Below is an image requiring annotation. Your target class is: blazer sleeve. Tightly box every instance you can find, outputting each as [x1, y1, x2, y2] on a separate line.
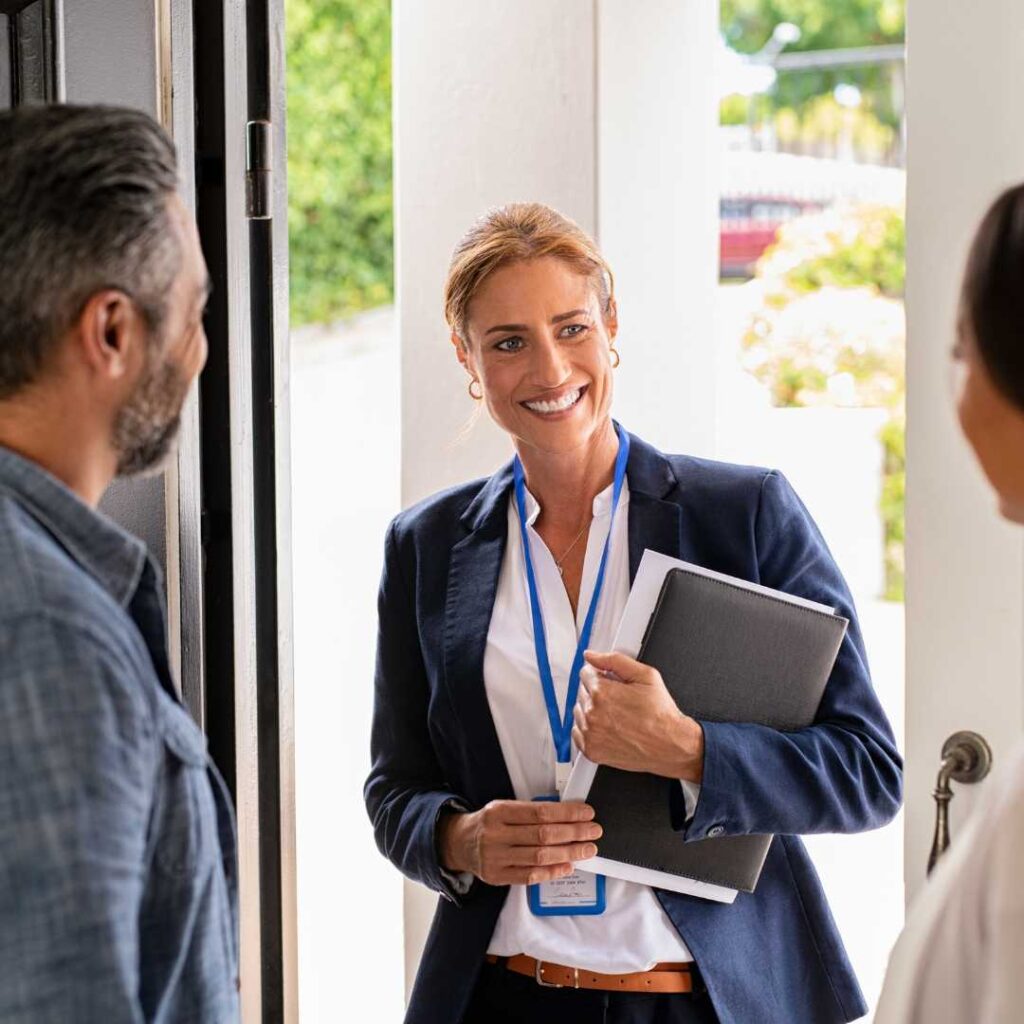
[363, 521, 474, 904]
[679, 469, 903, 841]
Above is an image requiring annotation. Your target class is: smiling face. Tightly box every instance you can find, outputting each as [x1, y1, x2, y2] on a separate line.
[455, 256, 618, 456]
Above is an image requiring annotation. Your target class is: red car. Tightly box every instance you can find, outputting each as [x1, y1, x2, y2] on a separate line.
[720, 195, 824, 278]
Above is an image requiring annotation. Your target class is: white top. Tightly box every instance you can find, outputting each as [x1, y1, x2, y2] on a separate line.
[483, 478, 694, 972]
[875, 738, 1024, 1024]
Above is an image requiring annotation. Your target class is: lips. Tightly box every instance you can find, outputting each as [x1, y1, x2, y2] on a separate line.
[522, 384, 588, 415]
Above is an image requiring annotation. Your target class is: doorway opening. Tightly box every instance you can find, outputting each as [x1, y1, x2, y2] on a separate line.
[716, 3, 906, 1012]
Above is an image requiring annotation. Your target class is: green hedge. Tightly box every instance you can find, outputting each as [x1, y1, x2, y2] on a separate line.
[287, 0, 393, 327]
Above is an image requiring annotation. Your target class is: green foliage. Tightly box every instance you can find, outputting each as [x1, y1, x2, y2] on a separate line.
[741, 203, 906, 600]
[770, 95, 899, 165]
[287, 0, 393, 326]
[879, 412, 905, 601]
[783, 203, 905, 296]
[720, 93, 751, 126]
[721, 0, 905, 127]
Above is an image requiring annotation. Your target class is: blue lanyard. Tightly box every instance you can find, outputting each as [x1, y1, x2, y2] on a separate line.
[512, 424, 630, 764]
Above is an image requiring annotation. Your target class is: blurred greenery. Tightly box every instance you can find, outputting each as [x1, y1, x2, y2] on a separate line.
[721, 0, 905, 128]
[785, 203, 904, 296]
[287, 0, 393, 326]
[879, 414, 905, 601]
[741, 204, 906, 600]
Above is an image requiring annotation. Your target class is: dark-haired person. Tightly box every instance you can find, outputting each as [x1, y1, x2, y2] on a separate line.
[0, 105, 238, 1021]
[875, 185, 1024, 1023]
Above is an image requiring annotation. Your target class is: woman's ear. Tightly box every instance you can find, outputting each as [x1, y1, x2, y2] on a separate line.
[451, 331, 475, 375]
[606, 297, 619, 341]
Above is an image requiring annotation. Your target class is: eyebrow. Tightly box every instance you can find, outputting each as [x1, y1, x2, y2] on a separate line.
[484, 309, 591, 335]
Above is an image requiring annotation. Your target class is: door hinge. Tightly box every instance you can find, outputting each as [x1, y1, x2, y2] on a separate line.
[245, 120, 272, 220]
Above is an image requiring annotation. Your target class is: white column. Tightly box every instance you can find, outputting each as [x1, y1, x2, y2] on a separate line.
[597, 0, 719, 458]
[395, 0, 598, 507]
[904, 0, 1024, 901]
[394, 0, 720, 991]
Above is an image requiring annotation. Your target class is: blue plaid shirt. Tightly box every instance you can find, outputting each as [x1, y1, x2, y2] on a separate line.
[0, 446, 239, 1023]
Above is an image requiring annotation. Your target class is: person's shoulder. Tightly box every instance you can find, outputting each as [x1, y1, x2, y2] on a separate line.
[659, 450, 775, 510]
[388, 474, 495, 546]
[0, 493, 157, 716]
[959, 738, 1024, 909]
[0, 490, 126, 628]
[0, 603, 158, 728]
[987, 739, 1024, 835]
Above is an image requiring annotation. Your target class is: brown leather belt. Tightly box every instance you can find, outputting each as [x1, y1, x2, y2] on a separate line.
[485, 954, 697, 993]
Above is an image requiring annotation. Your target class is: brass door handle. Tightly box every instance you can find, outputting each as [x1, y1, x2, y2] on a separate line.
[927, 730, 992, 875]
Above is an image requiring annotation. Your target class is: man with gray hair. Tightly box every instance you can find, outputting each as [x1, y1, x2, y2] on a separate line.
[0, 104, 238, 1021]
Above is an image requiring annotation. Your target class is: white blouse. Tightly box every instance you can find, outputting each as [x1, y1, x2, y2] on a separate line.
[875, 738, 1024, 1023]
[482, 478, 694, 972]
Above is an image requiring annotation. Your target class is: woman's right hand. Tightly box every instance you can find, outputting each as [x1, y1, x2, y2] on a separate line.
[438, 800, 602, 886]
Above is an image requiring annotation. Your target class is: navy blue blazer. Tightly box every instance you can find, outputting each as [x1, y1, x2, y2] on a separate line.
[365, 431, 902, 1024]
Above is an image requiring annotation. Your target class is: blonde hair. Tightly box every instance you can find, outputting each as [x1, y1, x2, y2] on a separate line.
[443, 202, 615, 343]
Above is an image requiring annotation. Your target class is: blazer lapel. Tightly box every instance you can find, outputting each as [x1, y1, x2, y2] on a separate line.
[443, 463, 516, 804]
[440, 432, 686, 803]
[625, 429, 685, 581]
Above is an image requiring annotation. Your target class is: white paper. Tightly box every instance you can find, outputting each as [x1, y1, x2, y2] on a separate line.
[562, 549, 837, 901]
[574, 855, 738, 904]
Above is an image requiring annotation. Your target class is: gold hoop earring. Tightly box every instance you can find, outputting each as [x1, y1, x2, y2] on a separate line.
[610, 346, 621, 368]
[468, 378, 483, 401]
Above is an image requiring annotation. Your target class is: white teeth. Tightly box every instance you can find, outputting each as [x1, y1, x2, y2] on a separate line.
[525, 387, 582, 414]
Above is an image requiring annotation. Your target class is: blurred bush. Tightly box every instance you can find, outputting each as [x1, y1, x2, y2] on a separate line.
[741, 203, 906, 600]
[287, 0, 392, 326]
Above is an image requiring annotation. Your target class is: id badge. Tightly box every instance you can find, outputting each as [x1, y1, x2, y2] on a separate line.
[528, 795, 606, 917]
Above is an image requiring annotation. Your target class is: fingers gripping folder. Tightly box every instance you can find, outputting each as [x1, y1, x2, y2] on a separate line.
[563, 550, 847, 903]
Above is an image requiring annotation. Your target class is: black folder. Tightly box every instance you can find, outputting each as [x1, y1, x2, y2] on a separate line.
[586, 566, 849, 893]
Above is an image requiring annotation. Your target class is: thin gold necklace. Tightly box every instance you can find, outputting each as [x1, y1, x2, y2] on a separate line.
[554, 521, 591, 576]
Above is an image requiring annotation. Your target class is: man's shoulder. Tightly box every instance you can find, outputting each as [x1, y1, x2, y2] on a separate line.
[0, 490, 125, 624]
[0, 605, 159, 739]
[0, 493, 150, 700]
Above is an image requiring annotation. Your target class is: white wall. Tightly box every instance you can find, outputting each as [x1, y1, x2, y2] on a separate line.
[393, 0, 719, 995]
[292, 314, 403, 1024]
[597, 0, 718, 459]
[395, 0, 597, 508]
[904, 0, 1024, 902]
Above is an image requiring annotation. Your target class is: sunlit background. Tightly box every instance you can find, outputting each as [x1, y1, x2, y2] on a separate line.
[286, 3, 906, 1020]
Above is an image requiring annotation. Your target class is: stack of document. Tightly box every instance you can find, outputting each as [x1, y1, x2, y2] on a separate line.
[564, 550, 848, 903]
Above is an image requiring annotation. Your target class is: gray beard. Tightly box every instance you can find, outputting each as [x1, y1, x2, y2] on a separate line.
[112, 358, 187, 478]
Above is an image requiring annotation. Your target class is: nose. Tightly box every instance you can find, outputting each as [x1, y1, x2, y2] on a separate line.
[531, 334, 572, 390]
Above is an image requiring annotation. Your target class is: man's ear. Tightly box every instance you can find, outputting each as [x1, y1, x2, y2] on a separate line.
[75, 289, 144, 382]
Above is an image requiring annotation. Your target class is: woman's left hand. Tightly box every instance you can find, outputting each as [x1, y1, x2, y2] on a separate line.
[572, 650, 704, 783]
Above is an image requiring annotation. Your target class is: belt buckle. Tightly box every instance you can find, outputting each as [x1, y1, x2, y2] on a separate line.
[534, 961, 579, 989]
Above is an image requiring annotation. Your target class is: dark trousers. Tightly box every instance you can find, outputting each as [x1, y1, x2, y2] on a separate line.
[463, 963, 721, 1024]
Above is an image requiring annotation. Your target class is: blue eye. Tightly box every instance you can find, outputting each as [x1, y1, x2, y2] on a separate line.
[496, 336, 525, 352]
[561, 323, 588, 339]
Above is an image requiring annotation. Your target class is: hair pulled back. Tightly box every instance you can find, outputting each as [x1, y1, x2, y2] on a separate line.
[444, 202, 613, 343]
[961, 184, 1024, 410]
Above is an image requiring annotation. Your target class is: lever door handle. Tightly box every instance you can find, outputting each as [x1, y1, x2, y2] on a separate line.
[927, 730, 992, 875]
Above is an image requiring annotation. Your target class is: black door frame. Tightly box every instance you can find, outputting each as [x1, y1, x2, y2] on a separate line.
[193, 1, 295, 1021]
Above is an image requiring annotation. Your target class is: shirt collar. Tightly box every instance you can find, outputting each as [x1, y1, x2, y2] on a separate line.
[520, 477, 631, 527]
[0, 445, 147, 608]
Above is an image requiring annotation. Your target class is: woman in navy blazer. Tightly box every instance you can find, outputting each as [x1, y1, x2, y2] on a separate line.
[365, 203, 902, 1024]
